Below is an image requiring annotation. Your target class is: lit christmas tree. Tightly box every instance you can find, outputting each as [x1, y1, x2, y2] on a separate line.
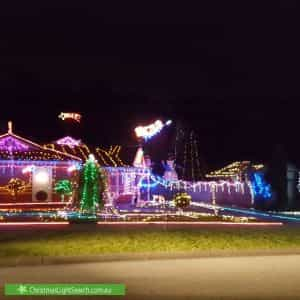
[175, 128, 206, 181]
[80, 154, 101, 213]
[54, 179, 73, 202]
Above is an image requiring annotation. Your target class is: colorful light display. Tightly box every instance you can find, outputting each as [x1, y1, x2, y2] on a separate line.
[22, 165, 35, 174]
[251, 172, 272, 199]
[205, 161, 264, 179]
[0, 136, 29, 152]
[182, 130, 204, 181]
[56, 136, 81, 148]
[133, 147, 145, 168]
[0, 120, 271, 221]
[0, 130, 81, 162]
[58, 112, 82, 123]
[173, 192, 191, 209]
[54, 179, 73, 202]
[80, 154, 101, 213]
[134, 119, 172, 141]
[67, 164, 81, 173]
[138, 175, 158, 189]
[45, 137, 126, 167]
[7, 178, 27, 197]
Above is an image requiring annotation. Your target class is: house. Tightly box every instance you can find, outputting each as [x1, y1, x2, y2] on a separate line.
[0, 122, 81, 210]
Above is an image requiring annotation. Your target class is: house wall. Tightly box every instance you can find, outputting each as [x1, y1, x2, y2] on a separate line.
[104, 167, 253, 208]
[0, 163, 77, 203]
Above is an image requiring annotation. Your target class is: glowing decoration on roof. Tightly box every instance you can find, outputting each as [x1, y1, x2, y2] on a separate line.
[56, 136, 81, 148]
[252, 164, 264, 171]
[133, 147, 145, 168]
[206, 161, 251, 179]
[46, 138, 126, 167]
[0, 122, 81, 162]
[206, 161, 265, 179]
[58, 112, 82, 123]
[88, 153, 96, 162]
[0, 136, 29, 152]
[134, 119, 172, 141]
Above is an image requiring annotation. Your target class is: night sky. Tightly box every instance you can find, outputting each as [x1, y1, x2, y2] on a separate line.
[1, 2, 300, 169]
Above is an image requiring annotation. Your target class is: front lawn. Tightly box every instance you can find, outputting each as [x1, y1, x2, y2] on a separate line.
[1, 226, 300, 257]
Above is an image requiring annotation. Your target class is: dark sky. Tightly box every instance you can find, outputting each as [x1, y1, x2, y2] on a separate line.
[0, 1, 300, 168]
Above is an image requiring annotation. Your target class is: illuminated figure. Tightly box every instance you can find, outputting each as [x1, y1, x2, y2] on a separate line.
[134, 119, 172, 141]
[162, 154, 178, 181]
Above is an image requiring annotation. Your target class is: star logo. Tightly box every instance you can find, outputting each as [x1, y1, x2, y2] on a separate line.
[17, 285, 28, 295]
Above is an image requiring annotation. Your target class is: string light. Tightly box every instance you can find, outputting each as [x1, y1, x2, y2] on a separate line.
[134, 119, 172, 141]
[0, 136, 29, 152]
[250, 172, 272, 199]
[56, 136, 81, 148]
[58, 112, 82, 123]
[22, 165, 35, 174]
[80, 154, 102, 213]
[45, 137, 126, 167]
[6, 178, 27, 197]
[173, 192, 191, 209]
[182, 130, 204, 181]
[54, 179, 73, 202]
[206, 161, 264, 179]
[0, 130, 80, 162]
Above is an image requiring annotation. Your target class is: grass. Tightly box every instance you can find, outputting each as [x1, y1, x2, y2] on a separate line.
[1, 226, 300, 257]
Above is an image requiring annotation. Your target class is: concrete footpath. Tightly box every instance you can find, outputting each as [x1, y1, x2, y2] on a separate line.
[1, 248, 300, 267]
[2, 255, 300, 299]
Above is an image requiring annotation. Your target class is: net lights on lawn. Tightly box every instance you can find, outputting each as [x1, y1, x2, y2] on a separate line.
[135, 120, 172, 141]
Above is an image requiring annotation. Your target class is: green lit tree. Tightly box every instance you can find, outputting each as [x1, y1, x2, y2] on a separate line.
[54, 179, 73, 202]
[79, 154, 101, 213]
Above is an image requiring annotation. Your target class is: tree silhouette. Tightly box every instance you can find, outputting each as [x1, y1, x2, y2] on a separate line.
[266, 144, 288, 210]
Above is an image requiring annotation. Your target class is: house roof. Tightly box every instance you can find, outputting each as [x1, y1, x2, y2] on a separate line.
[205, 161, 264, 179]
[0, 122, 81, 162]
[44, 136, 127, 166]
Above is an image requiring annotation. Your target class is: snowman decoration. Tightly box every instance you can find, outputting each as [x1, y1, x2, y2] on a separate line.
[162, 154, 178, 181]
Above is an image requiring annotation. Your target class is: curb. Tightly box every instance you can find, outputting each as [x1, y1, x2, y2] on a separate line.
[1, 249, 300, 267]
